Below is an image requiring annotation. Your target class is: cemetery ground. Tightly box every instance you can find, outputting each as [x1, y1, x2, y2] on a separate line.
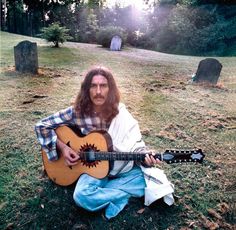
[0, 31, 236, 229]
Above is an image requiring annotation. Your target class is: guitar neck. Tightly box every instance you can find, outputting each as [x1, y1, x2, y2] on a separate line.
[93, 151, 150, 161]
[81, 149, 204, 164]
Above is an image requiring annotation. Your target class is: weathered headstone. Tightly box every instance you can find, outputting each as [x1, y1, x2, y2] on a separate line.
[14, 40, 38, 74]
[193, 58, 222, 84]
[110, 35, 122, 51]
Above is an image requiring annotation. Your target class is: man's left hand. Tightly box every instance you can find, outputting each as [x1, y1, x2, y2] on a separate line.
[144, 153, 161, 167]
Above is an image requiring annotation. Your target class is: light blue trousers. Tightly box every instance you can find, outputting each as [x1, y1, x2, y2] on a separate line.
[73, 166, 146, 219]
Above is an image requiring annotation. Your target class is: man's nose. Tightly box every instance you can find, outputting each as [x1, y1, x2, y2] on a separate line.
[96, 85, 101, 94]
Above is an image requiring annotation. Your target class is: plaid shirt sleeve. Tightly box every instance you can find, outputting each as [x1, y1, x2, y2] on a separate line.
[34, 106, 75, 161]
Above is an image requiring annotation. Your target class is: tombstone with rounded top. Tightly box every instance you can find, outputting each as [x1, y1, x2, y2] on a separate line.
[14, 40, 38, 74]
[193, 58, 222, 85]
[110, 35, 122, 51]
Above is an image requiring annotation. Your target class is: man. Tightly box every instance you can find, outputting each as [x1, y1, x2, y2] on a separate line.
[35, 66, 174, 219]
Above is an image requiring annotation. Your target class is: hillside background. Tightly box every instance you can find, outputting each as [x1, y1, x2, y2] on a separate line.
[1, 0, 236, 56]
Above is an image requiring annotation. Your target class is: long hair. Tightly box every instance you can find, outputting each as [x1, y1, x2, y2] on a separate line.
[74, 66, 120, 123]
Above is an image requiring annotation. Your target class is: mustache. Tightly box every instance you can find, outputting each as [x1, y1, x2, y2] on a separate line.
[94, 95, 105, 99]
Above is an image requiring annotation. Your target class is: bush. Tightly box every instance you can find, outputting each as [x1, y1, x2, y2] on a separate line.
[41, 23, 72, 48]
[135, 33, 157, 50]
[96, 26, 127, 48]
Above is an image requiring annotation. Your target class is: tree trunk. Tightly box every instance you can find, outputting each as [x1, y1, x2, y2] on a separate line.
[55, 41, 59, 48]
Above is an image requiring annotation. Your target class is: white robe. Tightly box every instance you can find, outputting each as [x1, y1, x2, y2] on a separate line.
[108, 103, 174, 206]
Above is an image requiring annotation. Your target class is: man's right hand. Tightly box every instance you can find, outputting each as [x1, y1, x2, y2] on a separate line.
[62, 145, 80, 166]
[57, 138, 80, 166]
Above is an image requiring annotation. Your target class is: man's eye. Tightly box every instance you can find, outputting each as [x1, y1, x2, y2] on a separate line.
[90, 84, 97, 88]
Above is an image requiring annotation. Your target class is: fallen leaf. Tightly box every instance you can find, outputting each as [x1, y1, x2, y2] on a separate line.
[188, 221, 195, 227]
[208, 208, 222, 220]
[200, 214, 219, 230]
[137, 208, 145, 214]
[217, 202, 230, 214]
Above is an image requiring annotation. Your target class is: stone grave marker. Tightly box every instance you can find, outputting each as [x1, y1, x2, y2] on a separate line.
[110, 35, 122, 51]
[193, 58, 222, 84]
[14, 40, 38, 74]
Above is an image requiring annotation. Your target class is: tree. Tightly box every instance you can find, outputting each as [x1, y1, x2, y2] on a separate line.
[1, 0, 7, 30]
[6, 0, 25, 34]
[41, 23, 72, 47]
[76, 8, 99, 43]
[23, 0, 50, 36]
[143, 2, 236, 56]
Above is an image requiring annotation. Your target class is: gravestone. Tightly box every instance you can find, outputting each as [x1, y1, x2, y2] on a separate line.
[14, 40, 38, 74]
[110, 35, 122, 51]
[193, 58, 222, 84]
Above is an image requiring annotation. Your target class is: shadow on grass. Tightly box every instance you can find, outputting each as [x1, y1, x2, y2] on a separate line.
[13, 179, 183, 230]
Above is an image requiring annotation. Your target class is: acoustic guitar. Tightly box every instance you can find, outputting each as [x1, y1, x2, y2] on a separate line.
[42, 126, 205, 186]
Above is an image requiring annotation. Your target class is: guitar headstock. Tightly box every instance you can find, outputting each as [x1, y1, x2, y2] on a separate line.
[162, 149, 205, 164]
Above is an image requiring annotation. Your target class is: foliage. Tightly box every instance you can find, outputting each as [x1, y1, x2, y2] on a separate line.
[76, 8, 99, 43]
[157, 5, 219, 55]
[96, 5, 147, 46]
[143, 4, 236, 56]
[96, 25, 127, 48]
[87, 0, 105, 8]
[4, 0, 25, 34]
[41, 23, 72, 47]
[1, 0, 236, 55]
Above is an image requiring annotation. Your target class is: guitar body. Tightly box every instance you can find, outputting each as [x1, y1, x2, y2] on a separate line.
[42, 126, 112, 186]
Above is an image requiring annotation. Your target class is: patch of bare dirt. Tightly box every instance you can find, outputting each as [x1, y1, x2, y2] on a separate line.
[201, 116, 234, 131]
[155, 123, 192, 142]
[0, 67, 77, 111]
[1, 66, 76, 78]
[143, 76, 188, 92]
[37, 67, 77, 78]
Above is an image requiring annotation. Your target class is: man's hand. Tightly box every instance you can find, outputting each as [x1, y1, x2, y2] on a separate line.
[57, 138, 80, 166]
[61, 145, 80, 166]
[144, 153, 161, 167]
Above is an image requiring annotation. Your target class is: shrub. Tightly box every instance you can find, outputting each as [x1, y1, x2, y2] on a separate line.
[96, 26, 127, 48]
[41, 23, 72, 48]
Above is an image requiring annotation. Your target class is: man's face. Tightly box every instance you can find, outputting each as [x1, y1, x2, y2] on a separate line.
[89, 75, 109, 111]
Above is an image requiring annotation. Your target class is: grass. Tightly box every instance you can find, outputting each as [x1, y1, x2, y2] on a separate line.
[0, 31, 236, 229]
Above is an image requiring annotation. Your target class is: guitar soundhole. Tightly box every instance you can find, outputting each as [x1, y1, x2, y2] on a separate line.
[80, 143, 100, 168]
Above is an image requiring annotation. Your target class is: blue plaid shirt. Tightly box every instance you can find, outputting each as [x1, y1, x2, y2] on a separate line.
[35, 106, 110, 161]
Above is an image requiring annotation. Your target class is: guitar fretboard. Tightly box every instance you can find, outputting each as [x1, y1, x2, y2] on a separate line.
[92, 152, 149, 161]
[80, 149, 204, 164]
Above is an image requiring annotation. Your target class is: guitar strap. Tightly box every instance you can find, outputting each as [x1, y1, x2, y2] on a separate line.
[142, 171, 162, 184]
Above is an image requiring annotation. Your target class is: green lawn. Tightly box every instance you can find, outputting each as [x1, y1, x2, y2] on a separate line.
[0, 31, 235, 229]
